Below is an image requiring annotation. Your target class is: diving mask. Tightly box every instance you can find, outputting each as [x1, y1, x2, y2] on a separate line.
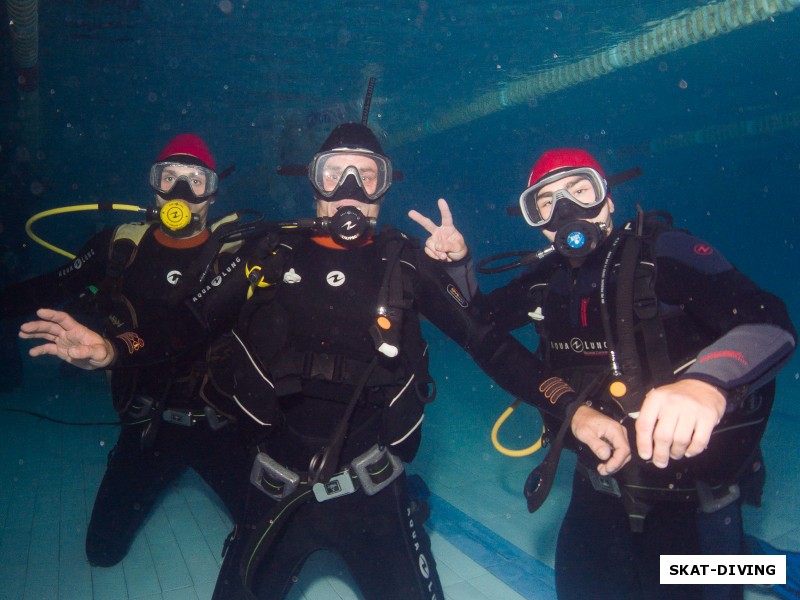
[309, 149, 392, 204]
[519, 167, 607, 231]
[149, 161, 218, 202]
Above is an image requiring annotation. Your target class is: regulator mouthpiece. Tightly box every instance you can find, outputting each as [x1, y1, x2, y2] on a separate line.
[159, 200, 198, 231]
[553, 220, 606, 258]
[321, 206, 376, 245]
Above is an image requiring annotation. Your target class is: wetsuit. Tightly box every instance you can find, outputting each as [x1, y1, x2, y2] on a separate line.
[474, 220, 796, 600]
[0, 221, 252, 567]
[107, 225, 570, 600]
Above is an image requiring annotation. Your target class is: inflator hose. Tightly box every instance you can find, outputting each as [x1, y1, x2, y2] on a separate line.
[25, 203, 144, 259]
[491, 400, 545, 457]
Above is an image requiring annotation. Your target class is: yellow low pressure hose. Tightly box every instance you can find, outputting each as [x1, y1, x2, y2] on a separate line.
[491, 399, 546, 457]
[25, 203, 145, 259]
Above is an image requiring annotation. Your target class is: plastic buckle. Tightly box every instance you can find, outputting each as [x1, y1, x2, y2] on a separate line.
[350, 444, 404, 496]
[584, 466, 621, 497]
[203, 406, 229, 430]
[250, 453, 300, 501]
[127, 394, 154, 420]
[312, 471, 356, 502]
[696, 481, 741, 514]
[162, 409, 194, 427]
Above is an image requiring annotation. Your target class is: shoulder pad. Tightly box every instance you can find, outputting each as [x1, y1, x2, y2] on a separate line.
[111, 222, 152, 246]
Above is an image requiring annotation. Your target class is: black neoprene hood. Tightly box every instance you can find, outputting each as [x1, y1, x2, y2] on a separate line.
[319, 123, 385, 155]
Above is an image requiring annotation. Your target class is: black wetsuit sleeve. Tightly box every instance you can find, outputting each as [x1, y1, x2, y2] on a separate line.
[441, 251, 479, 303]
[0, 229, 113, 321]
[413, 250, 577, 421]
[472, 266, 549, 333]
[654, 231, 796, 400]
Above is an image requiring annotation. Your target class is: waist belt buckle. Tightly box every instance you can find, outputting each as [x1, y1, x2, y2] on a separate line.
[203, 406, 229, 430]
[162, 408, 194, 427]
[584, 465, 621, 498]
[127, 394, 154, 420]
[312, 470, 357, 502]
[250, 453, 300, 501]
[696, 481, 741, 514]
[351, 444, 404, 497]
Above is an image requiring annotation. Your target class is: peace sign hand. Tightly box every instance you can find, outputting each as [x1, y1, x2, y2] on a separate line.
[408, 198, 468, 262]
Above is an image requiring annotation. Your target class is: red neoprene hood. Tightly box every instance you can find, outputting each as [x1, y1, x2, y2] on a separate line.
[156, 133, 216, 171]
[527, 148, 606, 187]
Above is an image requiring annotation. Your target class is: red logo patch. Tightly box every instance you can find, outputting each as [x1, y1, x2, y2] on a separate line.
[693, 243, 714, 256]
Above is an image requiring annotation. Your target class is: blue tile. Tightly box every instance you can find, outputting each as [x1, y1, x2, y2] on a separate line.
[33, 490, 62, 527]
[91, 563, 128, 600]
[123, 535, 162, 598]
[59, 518, 88, 562]
[143, 506, 175, 545]
[25, 561, 59, 600]
[177, 535, 219, 586]
[164, 503, 204, 545]
[6, 491, 35, 530]
[162, 485, 189, 510]
[0, 527, 32, 566]
[0, 563, 26, 600]
[149, 539, 193, 591]
[29, 519, 60, 566]
[443, 580, 493, 600]
[60, 460, 87, 493]
[192, 578, 218, 600]
[0, 497, 8, 529]
[60, 487, 88, 524]
[83, 458, 108, 492]
[58, 557, 93, 600]
[186, 496, 230, 538]
[161, 587, 199, 600]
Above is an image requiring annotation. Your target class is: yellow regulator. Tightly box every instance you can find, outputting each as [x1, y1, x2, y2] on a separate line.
[160, 200, 193, 231]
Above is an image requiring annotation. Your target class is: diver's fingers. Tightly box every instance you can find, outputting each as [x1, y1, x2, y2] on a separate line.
[407, 209, 437, 234]
[668, 411, 696, 460]
[19, 320, 66, 339]
[37, 308, 83, 330]
[28, 342, 59, 358]
[437, 198, 454, 227]
[684, 416, 714, 460]
[422, 243, 450, 262]
[598, 442, 632, 476]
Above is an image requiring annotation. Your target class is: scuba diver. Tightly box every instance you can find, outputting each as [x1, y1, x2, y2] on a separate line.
[17, 120, 633, 598]
[410, 148, 796, 600]
[1, 133, 253, 567]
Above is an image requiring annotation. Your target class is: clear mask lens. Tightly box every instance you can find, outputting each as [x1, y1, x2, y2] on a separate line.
[519, 167, 607, 228]
[149, 162, 218, 199]
[309, 150, 392, 203]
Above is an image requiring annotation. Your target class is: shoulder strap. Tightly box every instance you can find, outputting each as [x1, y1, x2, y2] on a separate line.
[610, 208, 674, 413]
[108, 222, 152, 275]
[210, 212, 246, 256]
[631, 211, 674, 387]
[102, 222, 154, 297]
[369, 228, 413, 358]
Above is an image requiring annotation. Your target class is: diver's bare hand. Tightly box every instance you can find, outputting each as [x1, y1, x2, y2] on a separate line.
[408, 198, 468, 262]
[636, 379, 726, 468]
[19, 308, 115, 370]
[570, 404, 631, 475]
